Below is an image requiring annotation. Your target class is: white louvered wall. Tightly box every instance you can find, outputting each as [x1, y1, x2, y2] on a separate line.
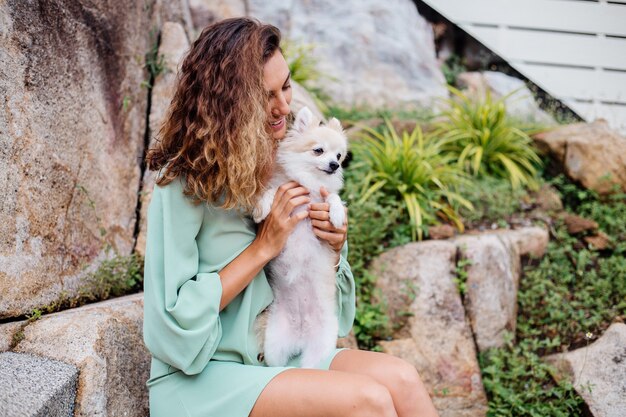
[421, 0, 626, 132]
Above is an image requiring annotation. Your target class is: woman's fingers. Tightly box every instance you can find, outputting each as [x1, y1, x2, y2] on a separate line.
[312, 228, 344, 251]
[311, 219, 347, 234]
[273, 182, 310, 214]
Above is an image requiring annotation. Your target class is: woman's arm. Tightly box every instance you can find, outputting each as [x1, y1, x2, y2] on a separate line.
[218, 181, 310, 310]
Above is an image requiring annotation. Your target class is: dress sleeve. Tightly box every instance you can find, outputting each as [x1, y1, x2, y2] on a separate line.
[335, 242, 356, 337]
[143, 178, 223, 375]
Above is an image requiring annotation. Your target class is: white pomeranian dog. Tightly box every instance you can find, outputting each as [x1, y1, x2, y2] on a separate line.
[252, 106, 348, 368]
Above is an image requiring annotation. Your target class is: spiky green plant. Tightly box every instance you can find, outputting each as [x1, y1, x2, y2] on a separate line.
[436, 86, 542, 189]
[352, 120, 473, 240]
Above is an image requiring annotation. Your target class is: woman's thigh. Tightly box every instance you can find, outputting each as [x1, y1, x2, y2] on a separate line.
[249, 367, 397, 417]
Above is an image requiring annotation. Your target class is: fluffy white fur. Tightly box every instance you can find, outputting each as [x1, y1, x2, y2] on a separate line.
[253, 106, 348, 368]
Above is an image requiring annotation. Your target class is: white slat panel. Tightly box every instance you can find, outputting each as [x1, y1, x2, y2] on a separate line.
[430, 0, 626, 37]
[514, 64, 626, 102]
[565, 100, 626, 132]
[465, 25, 626, 69]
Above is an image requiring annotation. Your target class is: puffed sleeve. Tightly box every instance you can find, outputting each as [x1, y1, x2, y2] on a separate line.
[142, 178, 223, 375]
[335, 242, 356, 337]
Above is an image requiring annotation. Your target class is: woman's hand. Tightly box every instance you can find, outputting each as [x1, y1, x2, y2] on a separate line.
[309, 187, 348, 254]
[253, 181, 310, 261]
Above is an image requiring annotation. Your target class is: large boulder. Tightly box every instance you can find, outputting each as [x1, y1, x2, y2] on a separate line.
[0, 294, 149, 417]
[372, 241, 488, 417]
[453, 227, 548, 352]
[544, 323, 626, 417]
[248, 0, 447, 108]
[453, 234, 521, 352]
[533, 120, 626, 195]
[0, 0, 176, 319]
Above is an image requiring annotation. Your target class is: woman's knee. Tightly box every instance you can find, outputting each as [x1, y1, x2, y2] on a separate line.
[353, 377, 397, 417]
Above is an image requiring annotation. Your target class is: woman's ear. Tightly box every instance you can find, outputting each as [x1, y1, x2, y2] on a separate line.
[293, 106, 314, 133]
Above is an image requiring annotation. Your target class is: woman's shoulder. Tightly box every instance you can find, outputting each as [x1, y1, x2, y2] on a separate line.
[150, 175, 207, 214]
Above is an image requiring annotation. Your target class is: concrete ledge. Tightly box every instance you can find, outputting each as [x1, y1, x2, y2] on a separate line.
[0, 352, 78, 417]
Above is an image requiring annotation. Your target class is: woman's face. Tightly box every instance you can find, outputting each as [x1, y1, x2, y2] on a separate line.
[263, 50, 292, 141]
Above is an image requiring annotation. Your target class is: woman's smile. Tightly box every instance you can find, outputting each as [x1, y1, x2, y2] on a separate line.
[269, 116, 286, 131]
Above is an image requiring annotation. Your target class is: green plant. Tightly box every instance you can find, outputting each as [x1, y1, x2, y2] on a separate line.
[352, 119, 473, 240]
[454, 256, 472, 296]
[436, 86, 542, 189]
[79, 253, 144, 302]
[143, 28, 165, 89]
[441, 54, 467, 86]
[479, 335, 584, 416]
[281, 38, 332, 113]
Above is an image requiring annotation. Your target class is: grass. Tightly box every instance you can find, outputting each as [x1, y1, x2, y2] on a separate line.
[326, 105, 435, 125]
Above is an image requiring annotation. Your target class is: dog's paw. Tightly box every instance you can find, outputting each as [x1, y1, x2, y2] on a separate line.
[327, 194, 345, 228]
[253, 190, 275, 223]
[252, 206, 265, 223]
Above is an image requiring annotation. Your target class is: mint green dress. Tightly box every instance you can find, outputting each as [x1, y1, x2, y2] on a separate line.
[142, 177, 356, 417]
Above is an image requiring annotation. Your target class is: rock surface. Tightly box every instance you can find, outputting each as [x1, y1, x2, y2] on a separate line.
[0, 0, 168, 319]
[136, 21, 190, 257]
[563, 213, 599, 235]
[533, 120, 626, 195]
[0, 294, 149, 417]
[484, 226, 550, 259]
[189, 0, 245, 34]
[453, 233, 521, 352]
[0, 352, 78, 417]
[544, 323, 626, 417]
[248, 0, 447, 107]
[372, 241, 488, 417]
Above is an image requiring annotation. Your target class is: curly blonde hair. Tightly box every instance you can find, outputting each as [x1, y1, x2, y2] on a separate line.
[146, 18, 281, 211]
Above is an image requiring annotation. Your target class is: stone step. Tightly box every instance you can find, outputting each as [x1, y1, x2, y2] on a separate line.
[0, 293, 148, 417]
[0, 352, 78, 417]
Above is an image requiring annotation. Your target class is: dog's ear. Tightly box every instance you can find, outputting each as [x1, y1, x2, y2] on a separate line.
[293, 106, 314, 133]
[327, 117, 343, 133]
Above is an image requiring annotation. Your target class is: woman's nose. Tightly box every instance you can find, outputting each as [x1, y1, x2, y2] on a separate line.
[273, 92, 290, 116]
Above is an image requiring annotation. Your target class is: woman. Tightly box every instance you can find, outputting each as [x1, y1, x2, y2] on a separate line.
[143, 17, 439, 417]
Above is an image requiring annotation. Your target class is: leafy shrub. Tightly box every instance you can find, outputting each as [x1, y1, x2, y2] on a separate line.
[479, 335, 584, 416]
[436, 86, 542, 189]
[352, 119, 472, 240]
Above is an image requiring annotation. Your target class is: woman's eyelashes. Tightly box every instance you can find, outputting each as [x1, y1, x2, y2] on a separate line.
[282, 83, 291, 91]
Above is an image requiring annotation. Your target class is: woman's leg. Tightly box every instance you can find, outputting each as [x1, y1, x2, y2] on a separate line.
[330, 349, 439, 417]
[249, 368, 398, 417]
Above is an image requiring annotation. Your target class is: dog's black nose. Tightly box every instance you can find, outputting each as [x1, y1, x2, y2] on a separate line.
[329, 161, 340, 171]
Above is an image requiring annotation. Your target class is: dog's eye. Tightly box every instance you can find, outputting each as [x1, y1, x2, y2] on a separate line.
[313, 148, 324, 155]
[337, 153, 341, 159]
